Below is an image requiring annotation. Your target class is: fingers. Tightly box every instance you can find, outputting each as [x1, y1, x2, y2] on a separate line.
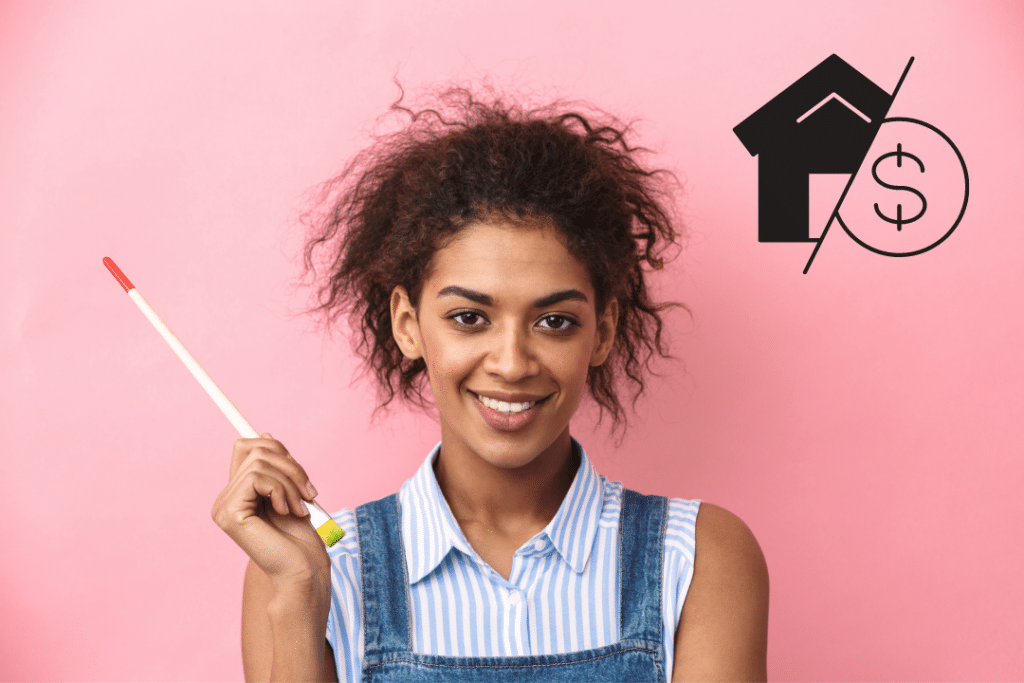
[213, 434, 333, 585]
[243, 462, 311, 518]
[214, 433, 320, 539]
[229, 433, 317, 504]
[213, 466, 306, 534]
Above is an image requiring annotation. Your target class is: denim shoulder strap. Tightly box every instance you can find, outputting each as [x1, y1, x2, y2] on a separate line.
[355, 493, 412, 657]
[619, 488, 668, 645]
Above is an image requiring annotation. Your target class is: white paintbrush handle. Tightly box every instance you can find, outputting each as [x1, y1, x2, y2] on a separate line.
[128, 289, 260, 438]
[104, 257, 342, 543]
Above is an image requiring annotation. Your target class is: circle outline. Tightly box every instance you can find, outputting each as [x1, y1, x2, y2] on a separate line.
[837, 117, 969, 257]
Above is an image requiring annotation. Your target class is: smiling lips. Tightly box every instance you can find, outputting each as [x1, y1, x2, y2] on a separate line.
[476, 394, 538, 415]
[471, 391, 548, 431]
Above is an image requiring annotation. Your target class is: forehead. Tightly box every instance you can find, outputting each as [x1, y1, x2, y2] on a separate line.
[425, 219, 593, 295]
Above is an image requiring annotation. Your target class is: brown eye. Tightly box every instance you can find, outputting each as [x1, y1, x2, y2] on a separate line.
[451, 311, 486, 327]
[538, 314, 577, 331]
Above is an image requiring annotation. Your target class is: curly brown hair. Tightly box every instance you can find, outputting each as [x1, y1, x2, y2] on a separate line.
[300, 83, 684, 432]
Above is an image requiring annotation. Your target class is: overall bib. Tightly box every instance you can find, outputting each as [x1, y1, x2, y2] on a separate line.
[355, 488, 670, 682]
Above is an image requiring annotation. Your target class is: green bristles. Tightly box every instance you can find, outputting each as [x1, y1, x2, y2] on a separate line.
[316, 519, 346, 547]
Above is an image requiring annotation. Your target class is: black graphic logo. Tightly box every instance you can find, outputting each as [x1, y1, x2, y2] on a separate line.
[734, 55, 968, 273]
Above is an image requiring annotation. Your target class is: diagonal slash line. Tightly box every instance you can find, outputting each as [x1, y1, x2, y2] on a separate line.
[803, 56, 914, 274]
[803, 173, 858, 273]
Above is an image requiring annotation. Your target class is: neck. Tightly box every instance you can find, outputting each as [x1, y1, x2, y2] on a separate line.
[433, 430, 580, 534]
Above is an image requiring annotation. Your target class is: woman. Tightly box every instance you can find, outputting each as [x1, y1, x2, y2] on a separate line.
[212, 85, 769, 682]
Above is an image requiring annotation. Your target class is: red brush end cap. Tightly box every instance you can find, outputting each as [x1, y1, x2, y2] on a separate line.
[103, 257, 135, 292]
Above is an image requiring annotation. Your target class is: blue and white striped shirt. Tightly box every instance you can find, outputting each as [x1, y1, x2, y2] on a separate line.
[325, 441, 701, 682]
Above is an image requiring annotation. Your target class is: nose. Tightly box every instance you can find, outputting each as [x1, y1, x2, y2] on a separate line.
[483, 322, 540, 382]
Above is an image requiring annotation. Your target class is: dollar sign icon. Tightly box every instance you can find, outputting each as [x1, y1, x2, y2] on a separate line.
[871, 142, 927, 231]
[835, 117, 968, 259]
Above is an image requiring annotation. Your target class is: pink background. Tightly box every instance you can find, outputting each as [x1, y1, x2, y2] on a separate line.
[2, 1, 1022, 680]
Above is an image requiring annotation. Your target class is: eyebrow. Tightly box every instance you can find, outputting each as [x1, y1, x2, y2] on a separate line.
[436, 285, 589, 308]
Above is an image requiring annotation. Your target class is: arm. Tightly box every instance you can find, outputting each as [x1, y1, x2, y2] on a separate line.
[211, 434, 339, 682]
[671, 503, 770, 682]
[242, 559, 338, 682]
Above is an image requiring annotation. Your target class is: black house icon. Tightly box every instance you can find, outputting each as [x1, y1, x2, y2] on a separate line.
[734, 55, 895, 243]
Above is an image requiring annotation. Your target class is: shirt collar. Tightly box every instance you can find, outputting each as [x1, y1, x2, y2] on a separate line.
[400, 438, 605, 585]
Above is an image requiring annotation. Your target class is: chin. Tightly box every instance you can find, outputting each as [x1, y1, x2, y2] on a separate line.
[468, 437, 543, 468]
[468, 425, 570, 470]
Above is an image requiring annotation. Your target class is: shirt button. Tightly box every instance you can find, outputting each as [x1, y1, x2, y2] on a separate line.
[533, 539, 545, 552]
[508, 590, 521, 605]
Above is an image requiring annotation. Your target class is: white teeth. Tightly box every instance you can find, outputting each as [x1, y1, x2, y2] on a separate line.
[476, 394, 538, 415]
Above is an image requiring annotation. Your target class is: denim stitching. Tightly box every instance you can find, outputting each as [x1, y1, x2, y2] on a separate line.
[366, 646, 659, 672]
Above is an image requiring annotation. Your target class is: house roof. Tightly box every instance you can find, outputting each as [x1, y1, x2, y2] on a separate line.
[734, 54, 893, 156]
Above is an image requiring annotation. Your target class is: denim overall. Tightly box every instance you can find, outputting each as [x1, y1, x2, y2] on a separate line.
[355, 488, 669, 682]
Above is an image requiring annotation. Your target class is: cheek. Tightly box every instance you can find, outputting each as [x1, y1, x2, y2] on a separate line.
[548, 343, 594, 386]
[422, 330, 474, 386]
[550, 350, 587, 376]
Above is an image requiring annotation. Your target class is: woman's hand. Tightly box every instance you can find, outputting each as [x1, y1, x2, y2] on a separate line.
[213, 434, 336, 681]
[211, 433, 330, 590]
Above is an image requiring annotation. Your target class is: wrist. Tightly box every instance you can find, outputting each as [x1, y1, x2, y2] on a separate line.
[266, 570, 331, 622]
[265, 581, 331, 682]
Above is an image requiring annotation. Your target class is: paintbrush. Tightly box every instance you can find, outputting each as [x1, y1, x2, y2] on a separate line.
[103, 256, 345, 547]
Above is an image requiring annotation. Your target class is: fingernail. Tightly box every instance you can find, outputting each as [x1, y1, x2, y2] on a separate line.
[306, 481, 318, 498]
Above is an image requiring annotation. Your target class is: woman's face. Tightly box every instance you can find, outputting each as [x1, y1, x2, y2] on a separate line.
[391, 218, 617, 471]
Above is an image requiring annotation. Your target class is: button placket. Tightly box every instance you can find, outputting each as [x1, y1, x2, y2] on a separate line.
[503, 585, 528, 655]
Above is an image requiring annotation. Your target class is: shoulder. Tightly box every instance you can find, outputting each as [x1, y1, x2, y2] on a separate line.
[672, 502, 769, 681]
[694, 503, 767, 575]
[690, 503, 769, 613]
